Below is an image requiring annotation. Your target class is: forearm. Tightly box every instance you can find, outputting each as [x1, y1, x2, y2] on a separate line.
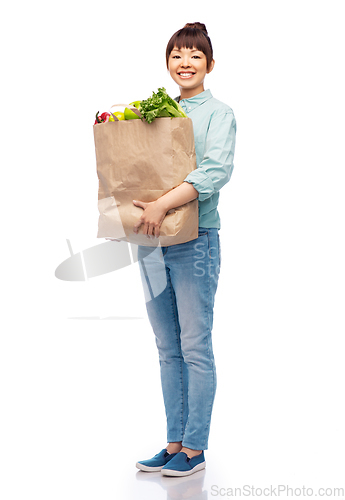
[157, 182, 199, 212]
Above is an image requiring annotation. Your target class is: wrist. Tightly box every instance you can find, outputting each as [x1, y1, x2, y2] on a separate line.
[156, 195, 170, 213]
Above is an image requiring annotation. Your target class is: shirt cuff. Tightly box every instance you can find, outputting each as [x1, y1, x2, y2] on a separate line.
[184, 170, 215, 202]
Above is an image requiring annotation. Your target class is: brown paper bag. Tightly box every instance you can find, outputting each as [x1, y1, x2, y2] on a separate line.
[94, 116, 199, 246]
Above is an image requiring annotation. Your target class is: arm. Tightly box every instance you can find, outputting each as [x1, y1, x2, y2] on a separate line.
[133, 182, 198, 237]
[183, 111, 236, 201]
[157, 181, 199, 211]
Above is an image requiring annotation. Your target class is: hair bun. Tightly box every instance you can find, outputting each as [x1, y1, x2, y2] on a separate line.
[183, 22, 208, 35]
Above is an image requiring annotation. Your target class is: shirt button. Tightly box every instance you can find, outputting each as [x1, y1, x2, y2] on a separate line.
[188, 106, 191, 110]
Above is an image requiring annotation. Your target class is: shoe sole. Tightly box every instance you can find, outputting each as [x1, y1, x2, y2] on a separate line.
[135, 462, 163, 472]
[161, 461, 206, 477]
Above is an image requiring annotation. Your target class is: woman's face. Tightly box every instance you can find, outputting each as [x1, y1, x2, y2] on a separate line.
[168, 46, 214, 98]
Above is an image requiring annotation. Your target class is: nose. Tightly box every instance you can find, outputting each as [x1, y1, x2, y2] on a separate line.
[180, 56, 191, 68]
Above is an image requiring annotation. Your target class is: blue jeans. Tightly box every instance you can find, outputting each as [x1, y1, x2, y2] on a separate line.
[137, 227, 221, 450]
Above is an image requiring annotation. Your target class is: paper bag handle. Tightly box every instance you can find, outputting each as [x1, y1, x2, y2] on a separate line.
[109, 103, 142, 121]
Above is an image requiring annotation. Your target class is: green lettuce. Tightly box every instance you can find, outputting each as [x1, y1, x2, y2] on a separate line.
[139, 87, 187, 124]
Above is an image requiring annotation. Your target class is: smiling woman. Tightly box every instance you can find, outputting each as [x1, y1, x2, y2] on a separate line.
[135, 21, 237, 477]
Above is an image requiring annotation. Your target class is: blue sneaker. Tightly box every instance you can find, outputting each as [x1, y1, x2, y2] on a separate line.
[161, 451, 206, 476]
[136, 449, 178, 472]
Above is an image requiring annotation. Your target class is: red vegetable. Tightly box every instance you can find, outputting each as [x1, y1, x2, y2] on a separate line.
[94, 111, 111, 124]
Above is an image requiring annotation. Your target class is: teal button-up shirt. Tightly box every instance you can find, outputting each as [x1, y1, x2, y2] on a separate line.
[178, 89, 236, 229]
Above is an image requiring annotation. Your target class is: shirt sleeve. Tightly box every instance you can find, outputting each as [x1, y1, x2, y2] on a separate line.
[183, 111, 236, 202]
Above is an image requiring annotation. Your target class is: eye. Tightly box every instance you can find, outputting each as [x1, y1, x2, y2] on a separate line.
[192, 55, 201, 59]
[172, 55, 181, 59]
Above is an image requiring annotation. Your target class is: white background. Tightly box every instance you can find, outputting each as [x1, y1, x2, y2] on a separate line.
[1, 0, 344, 498]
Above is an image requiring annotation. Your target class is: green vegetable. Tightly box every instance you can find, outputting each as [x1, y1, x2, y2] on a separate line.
[139, 87, 187, 124]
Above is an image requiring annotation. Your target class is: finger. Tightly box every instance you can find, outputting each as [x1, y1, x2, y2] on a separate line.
[154, 225, 160, 238]
[133, 218, 143, 233]
[146, 225, 154, 238]
[148, 224, 156, 237]
[139, 221, 147, 236]
[133, 200, 147, 209]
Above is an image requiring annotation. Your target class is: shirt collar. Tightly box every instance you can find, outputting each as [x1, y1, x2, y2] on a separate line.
[176, 89, 213, 111]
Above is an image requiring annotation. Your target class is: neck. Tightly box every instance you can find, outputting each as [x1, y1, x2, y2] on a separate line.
[180, 84, 205, 100]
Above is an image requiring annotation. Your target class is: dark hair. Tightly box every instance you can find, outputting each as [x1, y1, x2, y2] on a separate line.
[166, 22, 213, 71]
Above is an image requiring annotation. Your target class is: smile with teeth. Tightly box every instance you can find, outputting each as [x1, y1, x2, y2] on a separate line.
[178, 72, 195, 79]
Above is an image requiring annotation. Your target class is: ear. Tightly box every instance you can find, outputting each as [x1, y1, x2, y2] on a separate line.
[207, 59, 215, 74]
